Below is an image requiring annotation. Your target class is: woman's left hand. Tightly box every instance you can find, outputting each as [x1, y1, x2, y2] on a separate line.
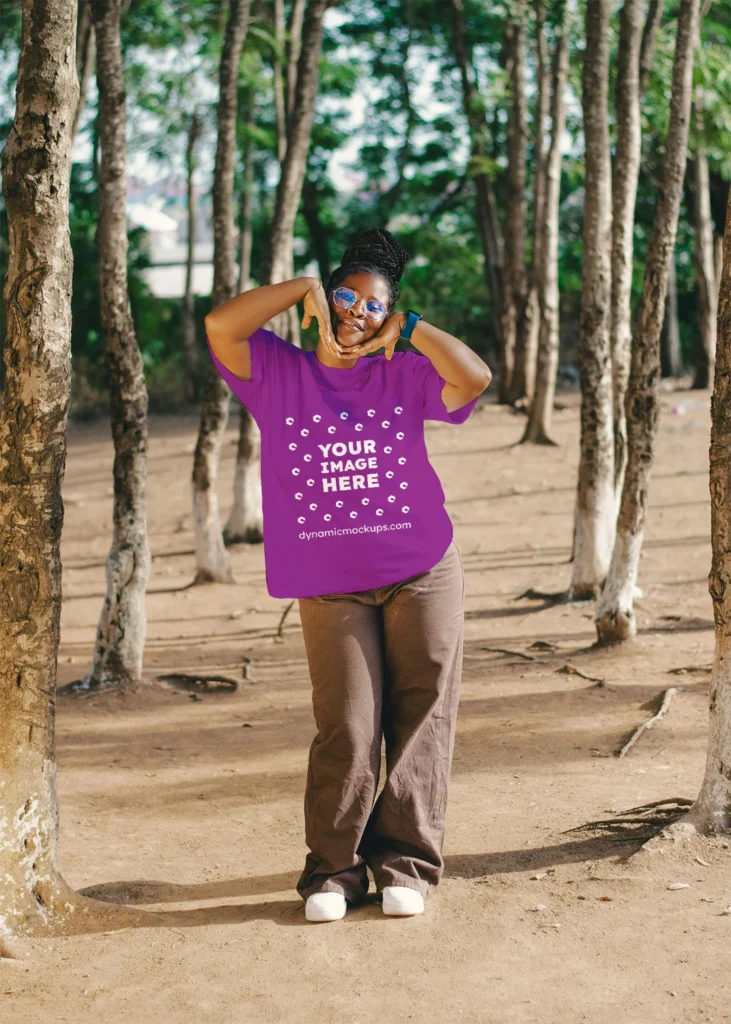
[346, 311, 406, 361]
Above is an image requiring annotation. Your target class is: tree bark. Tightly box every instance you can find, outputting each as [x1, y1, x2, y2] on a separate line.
[237, 96, 257, 295]
[503, 10, 530, 406]
[570, 0, 615, 600]
[610, 0, 647, 508]
[81, 0, 151, 690]
[286, 0, 306, 132]
[71, 0, 95, 146]
[674, 181, 731, 833]
[449, 0, 505, 372]
[595, 0, 699, 644]
[183, 108, 201, 404]
[515, 0, 549, 412]
[0, 0, 141, 944]
[691, 149, 717, 389]
[273, 0, 288, 165]
[521, 5, 569, 446]
[192, 0, 251, 583]
[661, 252, 682, 377]
[302, 175, 332, 285]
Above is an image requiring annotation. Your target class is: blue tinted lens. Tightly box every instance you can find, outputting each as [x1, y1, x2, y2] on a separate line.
[333, 287, 355, 308]
[365, 300, 386, 319]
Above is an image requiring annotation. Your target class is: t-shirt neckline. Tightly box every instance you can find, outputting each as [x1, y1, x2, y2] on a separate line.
[305, 349, 376, 392]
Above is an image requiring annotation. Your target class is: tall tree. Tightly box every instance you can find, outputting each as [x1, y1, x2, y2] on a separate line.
[502, 6, 530, 406]
[192, 0, 251, 582]
[183, 107, 202, 404]
[512, 0, 550, 411]
[225, 0, 330, 545]
[71, 0, 95, 146]
[672, 180, 731, 834]
[0, 0, 129, 947]
[661, 254, 683, 377]
[521, 1, 569, 445]
[610, 0, 662, 504]
[237, 94, 258, 295]
[260, 0, 330, 301]
[81, 0, 151, 690]
[595, 0, 699, 644]
[570, 0, 615, 600]
[448, 0, 505, 375]
[691, 144, 717, 388]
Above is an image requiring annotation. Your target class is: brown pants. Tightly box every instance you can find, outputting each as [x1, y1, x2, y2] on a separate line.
[296, 538, 465, 903]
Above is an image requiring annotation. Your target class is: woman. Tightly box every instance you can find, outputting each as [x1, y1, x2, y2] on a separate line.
[205, 229, 491, 922]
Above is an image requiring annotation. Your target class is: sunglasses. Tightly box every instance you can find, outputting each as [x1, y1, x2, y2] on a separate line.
[331, 286, 387, 322]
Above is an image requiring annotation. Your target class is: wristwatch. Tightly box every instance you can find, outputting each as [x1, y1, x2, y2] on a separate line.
[398, 309, 423, 343]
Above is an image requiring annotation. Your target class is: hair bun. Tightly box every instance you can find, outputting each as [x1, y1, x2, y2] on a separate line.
[341, 228, 410, 286]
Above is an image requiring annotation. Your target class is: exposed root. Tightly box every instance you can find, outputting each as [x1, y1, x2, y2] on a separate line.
[556, 664, 606, 685]
[616, 686, 681, 757]
[565, 798, 694, 843]
[515, 588, 568, 604]
[482, 647, 537, 662]
[156, 673, 238, 694]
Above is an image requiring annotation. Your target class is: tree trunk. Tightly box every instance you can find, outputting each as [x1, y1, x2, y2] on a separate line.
[570, 0, 615, 601]
[595, 0, 699, 644]
[302, 175, 332, 285]
[225, 0, 327, 546]
[610, 0, 646, 508]
[0, 0, 141, 946]
[81, 0, 151, 691]
[503, 12, 530, 406]
[260, 0, 327, 293]
[661, 253, 682, 377]
[237, 96, 257, 295]
[192, 0, 251, 583]
[71, 0, 95, 146]
[691, 149, 717, 389]
[449, 0, 505, 373]
[515, 0, 549, 412]
[285, 0, 306, 132]
[273, 0, 288, 165]
[521, 7, 569, 446]
[183, 108, 201, 405]
[674, 182, 731, 833]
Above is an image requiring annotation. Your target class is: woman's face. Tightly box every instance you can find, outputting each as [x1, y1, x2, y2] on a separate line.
[328, 271, 391, 349]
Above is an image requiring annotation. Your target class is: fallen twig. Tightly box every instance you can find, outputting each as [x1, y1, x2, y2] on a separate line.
[617, 687, 681, 757]
[276, 600, 295, 639]
[556, 664, 605, 685]
[481, 646, 536, 662]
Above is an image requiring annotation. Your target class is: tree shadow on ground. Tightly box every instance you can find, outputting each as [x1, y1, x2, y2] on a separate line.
[444, 835, 636, 878]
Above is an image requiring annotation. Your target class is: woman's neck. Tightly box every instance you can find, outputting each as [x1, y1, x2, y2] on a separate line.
[314, 341, 360, 370]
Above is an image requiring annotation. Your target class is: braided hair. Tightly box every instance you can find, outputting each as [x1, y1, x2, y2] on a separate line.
[324, 228, 411, 313]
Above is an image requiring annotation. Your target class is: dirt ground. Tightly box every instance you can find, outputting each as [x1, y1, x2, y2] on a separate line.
[3, 387, 731, 1024]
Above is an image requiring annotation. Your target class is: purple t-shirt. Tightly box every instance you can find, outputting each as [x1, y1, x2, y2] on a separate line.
[207, 329, 478, 598]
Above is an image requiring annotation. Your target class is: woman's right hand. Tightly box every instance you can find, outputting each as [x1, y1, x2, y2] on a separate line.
[301, 281, 344, 358]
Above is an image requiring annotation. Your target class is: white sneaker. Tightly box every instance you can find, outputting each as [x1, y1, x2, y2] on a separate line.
[305, 892, 347, 922]
[381, 886, 425, 916]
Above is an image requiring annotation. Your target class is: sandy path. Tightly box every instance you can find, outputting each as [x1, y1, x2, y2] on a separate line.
[3, 391, 730, 1024]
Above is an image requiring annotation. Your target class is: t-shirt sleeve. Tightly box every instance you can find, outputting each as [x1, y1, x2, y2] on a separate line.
[206, 327, 282, 421]
[408, 350, 480, 424]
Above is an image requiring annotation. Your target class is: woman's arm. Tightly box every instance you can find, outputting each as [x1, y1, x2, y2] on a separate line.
[204, 276, 318, 380]
[345, 312, 493, 412]
[409, 319, 492, 412]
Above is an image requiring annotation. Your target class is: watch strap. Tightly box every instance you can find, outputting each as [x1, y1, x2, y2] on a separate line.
[399, 309, 423, 342]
